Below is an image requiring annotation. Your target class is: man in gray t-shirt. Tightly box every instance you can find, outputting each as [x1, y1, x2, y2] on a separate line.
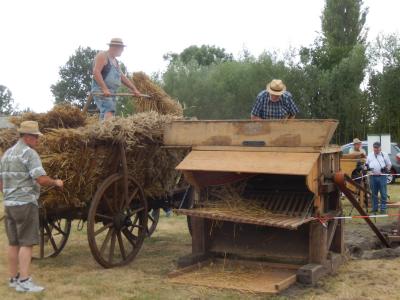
[0, 121, 63, 292]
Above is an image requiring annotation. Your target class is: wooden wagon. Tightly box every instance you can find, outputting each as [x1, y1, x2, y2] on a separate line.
[35, 142, 191, 268]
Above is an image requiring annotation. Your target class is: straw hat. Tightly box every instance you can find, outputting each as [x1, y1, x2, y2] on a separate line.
[353, 138, 362, 144]
[266, 79, 286, 96]
[18, 121, 42, 136]
[108, 38, 126, 47]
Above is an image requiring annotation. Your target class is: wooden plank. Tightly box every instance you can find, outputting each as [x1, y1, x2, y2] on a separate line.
[168, 259, 213, 278]
[164, 120, 338, 147]
[275, 274, 297, 292]
[387, 236, 400, 243]
[213, 258, 301, 271]
[176, 150, 320, 176]
[191, 217, 210, 255]
[327, 219, 339, 251]
[193, 145, 341, 153]
[168, 259, 299, 294]
[175, 208, 313, 229]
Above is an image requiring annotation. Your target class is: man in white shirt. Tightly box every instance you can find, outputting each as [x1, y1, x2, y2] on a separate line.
[365, 142, 392, 213]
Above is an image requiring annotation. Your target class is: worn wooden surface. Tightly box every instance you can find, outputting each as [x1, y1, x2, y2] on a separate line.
[164, 120, 338, 147]
[176, 150, 320, 176]
[168, 258, 298, 294]
[193, 145, 342, 153]
[175, 208, 313, 230]
[191, 217, 210, 255]
[309, 222, 328, 264]
[340, 158, 363, 175]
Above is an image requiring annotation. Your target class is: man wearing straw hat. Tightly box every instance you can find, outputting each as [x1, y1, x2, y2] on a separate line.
[0, 121, 63, 292]
[349, 138, 366, 157]
[91, 38, 142, 120]
[251, 79, 299, 120]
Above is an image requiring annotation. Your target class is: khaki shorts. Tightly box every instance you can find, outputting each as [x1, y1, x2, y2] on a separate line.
[4, 203, 39, 246]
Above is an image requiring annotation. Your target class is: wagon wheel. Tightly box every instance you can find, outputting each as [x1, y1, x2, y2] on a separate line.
[87, 173, 148, 268]
[33, 214, 71, 259]
[147, 208, 160, 237]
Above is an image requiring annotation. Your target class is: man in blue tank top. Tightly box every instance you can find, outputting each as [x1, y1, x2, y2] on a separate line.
[91, 38, 142, 120]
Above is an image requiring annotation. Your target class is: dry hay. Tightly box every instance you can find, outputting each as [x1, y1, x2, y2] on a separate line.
[200, 181, 272, 218]
[0, 128, 19, 155]
[169, 259, 297, 294]
[1, 109, 187, 209]
[132, 72, 183, 116]
[9, 104, 87, 133]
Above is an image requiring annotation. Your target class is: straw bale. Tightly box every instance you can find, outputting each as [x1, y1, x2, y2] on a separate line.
[132, 72, 183, 116]
[0, 128, 19, 153]
[1, 109, 187, 209]
[9, 104, 87, 133]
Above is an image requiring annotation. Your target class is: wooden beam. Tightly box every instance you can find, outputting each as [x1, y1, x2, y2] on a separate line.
[331, 219, 345, 254]
[334, 172, 390, 248]
[191, 217, 210, 255]
[164, 120, 338, 147]
[309, 222, 328, 264]
[327, 219, 339, 251]
[192, 145, 341, 153]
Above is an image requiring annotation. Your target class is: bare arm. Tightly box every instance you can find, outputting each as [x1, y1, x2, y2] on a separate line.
[92, 52, 111, 96]
[251, 115, 263, 120]
[36, 176, 63, 188]
[287, 114, 295, 119]
[121, 74, 141, 96]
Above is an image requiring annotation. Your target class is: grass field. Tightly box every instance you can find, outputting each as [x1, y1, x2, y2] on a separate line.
[1, 185, 400, 299]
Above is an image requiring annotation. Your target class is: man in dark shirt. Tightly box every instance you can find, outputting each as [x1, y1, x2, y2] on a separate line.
[251, 79, 299, 119]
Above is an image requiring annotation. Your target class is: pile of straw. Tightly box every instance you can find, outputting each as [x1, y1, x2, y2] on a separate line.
[9, 104, 87, 133]
[132, 72, 183, 116]
[199, 181, 273, 218]
[0, 105, 187, 209]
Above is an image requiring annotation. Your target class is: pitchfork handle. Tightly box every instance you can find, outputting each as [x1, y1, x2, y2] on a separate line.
[82, 93, 151, 114]
[91, 92, 151, 98]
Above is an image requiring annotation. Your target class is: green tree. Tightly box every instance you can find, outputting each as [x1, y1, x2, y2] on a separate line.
[307, 0, 368, 70]
[51, 47, 97, 108]
[0, 85, 14, 114]
[367, 33, 400, 140]
[162, 50, 304, 119]
[164, 45, 233, 66]
[300, 0, 369, 143]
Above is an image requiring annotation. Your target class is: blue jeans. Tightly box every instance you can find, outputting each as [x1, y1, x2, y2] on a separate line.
[93, 96, 116, 120]
[370, 175, 388, 211]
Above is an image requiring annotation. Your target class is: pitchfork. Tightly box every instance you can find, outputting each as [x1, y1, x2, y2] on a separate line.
[82, 92, 152, 114]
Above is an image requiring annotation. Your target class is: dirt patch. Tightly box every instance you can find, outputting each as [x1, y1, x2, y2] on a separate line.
[345, 221, 400, 259]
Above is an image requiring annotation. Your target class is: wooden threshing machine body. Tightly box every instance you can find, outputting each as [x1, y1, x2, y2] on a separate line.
[164, 120, 345, 291]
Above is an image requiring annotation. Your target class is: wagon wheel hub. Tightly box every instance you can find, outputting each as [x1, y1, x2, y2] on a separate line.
[113, 213, 132, 230]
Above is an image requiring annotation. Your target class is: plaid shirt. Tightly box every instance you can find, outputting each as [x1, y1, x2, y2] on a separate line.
[0, 139, 46, 206]
[251, 90, 299, 119]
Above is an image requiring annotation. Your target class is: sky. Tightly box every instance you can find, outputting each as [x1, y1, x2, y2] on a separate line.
[0, 0, 399, 112]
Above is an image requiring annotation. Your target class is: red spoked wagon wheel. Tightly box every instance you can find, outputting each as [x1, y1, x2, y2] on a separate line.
[87, 173, 148, 268]
[33, 213, 71, 259]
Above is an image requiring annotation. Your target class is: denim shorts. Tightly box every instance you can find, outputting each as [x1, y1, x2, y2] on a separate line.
[94, 96, 116, 119]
